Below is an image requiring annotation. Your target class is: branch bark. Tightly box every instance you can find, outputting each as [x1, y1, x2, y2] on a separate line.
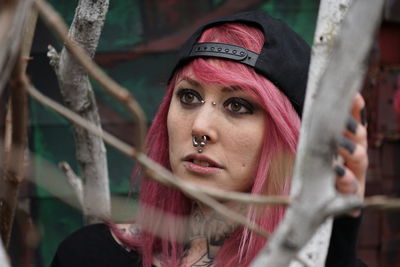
[0, 0, 35, 248]
[58, 162, 84, 208]
[290, 0, 352, 265]
[51, 0, 111, 224]
[250, 0, 384, 266]
[0, 54, 29, 248]
[34, 0, 147, 150]
[0, 0, 32, 96]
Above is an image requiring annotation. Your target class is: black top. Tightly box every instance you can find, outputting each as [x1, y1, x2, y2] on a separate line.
[50, 223, 143, 267]
[51, 216, 367, 267]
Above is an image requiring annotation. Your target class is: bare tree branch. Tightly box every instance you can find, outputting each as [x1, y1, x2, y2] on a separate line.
[24, 85, 292, 207]
[33, 0, 147, 150]
[43, 0, 112, 224]
[291, 0, 352, 265]
[58, 162, 84, 208]
[0, 0, 32, 96]
[25, 1, 397, 264]
[250, 0, 385, 265]
[26, 83, 400, 246]
[0, 1, 36, 247]
[0, 53, 30, 248]
[47, 45, 59, 71]
[26, 85, 270, 238]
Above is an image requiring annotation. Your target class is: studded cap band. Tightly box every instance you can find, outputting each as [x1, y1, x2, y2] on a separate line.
[189, 42, 259, 67]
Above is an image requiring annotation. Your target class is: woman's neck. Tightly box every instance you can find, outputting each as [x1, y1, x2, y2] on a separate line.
[180, 202, 240, 266]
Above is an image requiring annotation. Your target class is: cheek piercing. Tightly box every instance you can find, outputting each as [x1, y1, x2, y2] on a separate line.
[192, 135, 207, 153]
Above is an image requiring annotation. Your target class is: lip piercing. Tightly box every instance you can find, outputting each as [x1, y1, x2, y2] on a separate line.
[192, 135, 207, 153]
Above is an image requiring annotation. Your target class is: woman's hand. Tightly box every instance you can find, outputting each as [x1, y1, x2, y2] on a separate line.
[334, 93, 368, 216]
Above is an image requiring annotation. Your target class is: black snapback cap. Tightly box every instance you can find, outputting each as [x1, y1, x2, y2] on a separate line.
[169, 10, 311, 116]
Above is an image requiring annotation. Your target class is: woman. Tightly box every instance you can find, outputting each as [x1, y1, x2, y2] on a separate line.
[51, 10, 368, 267]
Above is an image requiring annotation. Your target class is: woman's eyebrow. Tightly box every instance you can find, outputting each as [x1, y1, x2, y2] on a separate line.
[178, 77, 201, 87]
[221, 86, 242, 93]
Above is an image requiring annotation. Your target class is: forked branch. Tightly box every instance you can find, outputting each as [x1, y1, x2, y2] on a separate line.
[250, 0, 385, 265]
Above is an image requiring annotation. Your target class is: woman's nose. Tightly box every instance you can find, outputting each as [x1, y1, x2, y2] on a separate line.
[191, 105, 219, 143]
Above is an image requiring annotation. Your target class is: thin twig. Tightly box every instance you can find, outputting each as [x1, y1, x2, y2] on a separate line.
[27, 84, 289, 206]
[26, 85, 270, 238]
[364, 195, 400, 211]
[26, 84, 400, 237]
[58, 162, 84, 208]
[4, 101, 12, 155]
[21, 4, 38, 73]
[0, 0, 34, 248]
[0, 55, 29, 248]
[33, 0, 147, 151]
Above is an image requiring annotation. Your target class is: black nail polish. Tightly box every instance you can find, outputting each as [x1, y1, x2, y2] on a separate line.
[334, 165, 345, 177]
[346, 116, 358, 134]
[339, 136, 356, 154]
[360, 107, 367, 126]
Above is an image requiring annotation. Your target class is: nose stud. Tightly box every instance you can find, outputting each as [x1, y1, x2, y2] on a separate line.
[211, 101, 217, 106]
[192, 135, 207, 153]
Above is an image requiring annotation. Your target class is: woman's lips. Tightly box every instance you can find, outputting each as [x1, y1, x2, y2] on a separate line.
[183, 161, 222, 175]
[183, 154, 223, 175]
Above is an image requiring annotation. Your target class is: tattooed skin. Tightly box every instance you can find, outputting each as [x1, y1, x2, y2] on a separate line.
[111, 223, 141, 252]
[180, 203, 240, 267]
[114, 204, 243, 266]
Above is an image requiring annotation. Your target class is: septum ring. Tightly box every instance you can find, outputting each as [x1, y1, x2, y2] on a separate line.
[192, 135, 207, 153]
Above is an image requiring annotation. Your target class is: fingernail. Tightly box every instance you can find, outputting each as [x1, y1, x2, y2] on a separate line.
[360, 107, 367, 126]
[346, 116, 358, 134]
[334, 165, 345, 177]
[339, 136, 356, 154]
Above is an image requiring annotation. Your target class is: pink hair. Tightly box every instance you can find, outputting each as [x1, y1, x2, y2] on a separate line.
[124, 23, 301, 266]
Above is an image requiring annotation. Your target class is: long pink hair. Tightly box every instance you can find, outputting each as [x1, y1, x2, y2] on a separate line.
[123, 23, 301, 266]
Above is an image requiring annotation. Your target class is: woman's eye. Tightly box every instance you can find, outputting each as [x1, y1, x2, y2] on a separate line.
[177, 89, 203, 105]
[224, 98, 254, 114]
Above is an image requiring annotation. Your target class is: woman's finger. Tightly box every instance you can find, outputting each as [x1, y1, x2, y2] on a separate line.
[350, 93, 366, 123]
[337, 136, 368, 176]
[334, 165, 358, 194]
[334, 164, 363, 217]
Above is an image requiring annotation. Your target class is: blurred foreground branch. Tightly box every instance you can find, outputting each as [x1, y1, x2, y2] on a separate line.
[26, 85, 400, 240]
[0, 0, 32, 96]
[26, 85, 270, 238]
[0, 0, 35, 248]
[289, 0, 352, 265]
[251, 0, 385, 266]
